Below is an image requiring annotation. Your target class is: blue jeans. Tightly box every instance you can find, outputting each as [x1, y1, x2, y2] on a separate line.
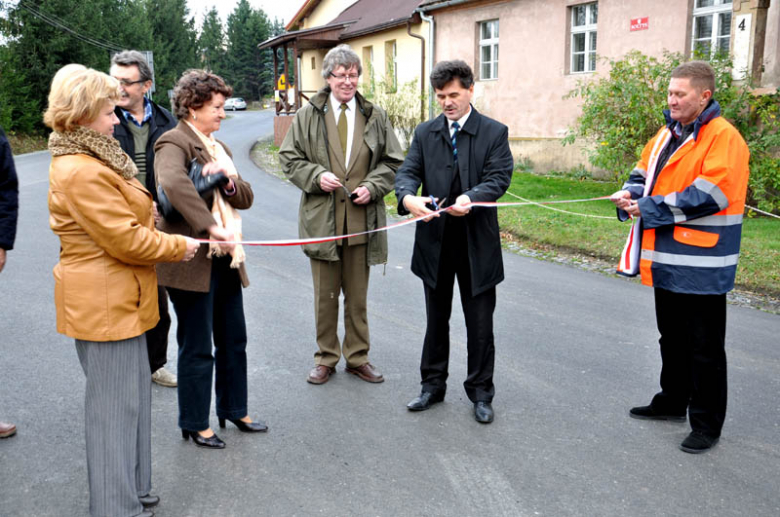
[168, 257, 248, 432]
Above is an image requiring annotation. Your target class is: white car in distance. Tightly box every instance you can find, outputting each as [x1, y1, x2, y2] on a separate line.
[224, 97, 247, 111]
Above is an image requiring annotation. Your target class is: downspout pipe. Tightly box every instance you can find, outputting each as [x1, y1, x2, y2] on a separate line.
[415, 8, 434, 119]
[406, 19, 426, 123]
[415, 0, 475, 119]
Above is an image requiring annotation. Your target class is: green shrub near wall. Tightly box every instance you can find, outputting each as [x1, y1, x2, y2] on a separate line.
[563, 50, 780, 214]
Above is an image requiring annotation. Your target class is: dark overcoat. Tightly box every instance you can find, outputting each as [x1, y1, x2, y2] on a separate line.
[0, 126, 19, 251]
[113, 100, 176, 202]
[395, 108, 513, 296]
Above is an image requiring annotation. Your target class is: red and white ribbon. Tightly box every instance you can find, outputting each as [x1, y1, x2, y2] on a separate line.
[195, 195, 614, 247]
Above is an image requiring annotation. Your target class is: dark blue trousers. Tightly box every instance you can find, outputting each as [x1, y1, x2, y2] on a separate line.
[652, 288, 728, 437]
[168, 257, 248, 432]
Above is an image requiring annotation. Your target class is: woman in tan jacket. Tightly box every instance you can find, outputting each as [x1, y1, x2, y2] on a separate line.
[155, 70, 265, 450]
[46, 66, 199, 517]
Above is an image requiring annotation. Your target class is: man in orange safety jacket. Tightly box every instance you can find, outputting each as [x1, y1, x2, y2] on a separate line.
[610, 61, 750, 454]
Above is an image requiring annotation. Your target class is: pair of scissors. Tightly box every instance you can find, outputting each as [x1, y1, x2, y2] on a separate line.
[425, 196, 446, 211]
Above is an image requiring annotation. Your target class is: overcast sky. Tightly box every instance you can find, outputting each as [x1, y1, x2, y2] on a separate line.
[186, 0, 302, 29]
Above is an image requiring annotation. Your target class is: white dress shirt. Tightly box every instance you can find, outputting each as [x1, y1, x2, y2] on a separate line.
[448, 107, 472, 138]
[330, 93, 357, 165]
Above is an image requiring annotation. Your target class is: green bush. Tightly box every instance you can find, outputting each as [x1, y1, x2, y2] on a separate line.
[363, 64, 426, 149]
[563, 50, 780, 213]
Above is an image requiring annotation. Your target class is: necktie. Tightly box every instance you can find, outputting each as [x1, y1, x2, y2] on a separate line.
[451, 121, 460, 163]
[338, 103, 348, 160]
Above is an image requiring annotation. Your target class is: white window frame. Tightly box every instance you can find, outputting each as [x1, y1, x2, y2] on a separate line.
[691, 0, 733, 58]
[362, 45, 374, 87]
[570, 2, 598, 74]
[385, 40, 397, 91]
[479, 20, 499, 81]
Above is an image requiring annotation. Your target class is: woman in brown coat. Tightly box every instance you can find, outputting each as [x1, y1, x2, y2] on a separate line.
[155, 70, 265, 449]
[46, 65, 199, 517]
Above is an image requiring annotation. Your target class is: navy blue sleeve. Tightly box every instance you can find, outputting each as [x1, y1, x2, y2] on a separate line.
[0, 130, 19, 251]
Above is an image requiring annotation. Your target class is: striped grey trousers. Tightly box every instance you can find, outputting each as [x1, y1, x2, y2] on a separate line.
[76, 335, 151, 517]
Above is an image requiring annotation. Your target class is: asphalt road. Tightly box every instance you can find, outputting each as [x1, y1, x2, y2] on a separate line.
[1, 109, 779, 516]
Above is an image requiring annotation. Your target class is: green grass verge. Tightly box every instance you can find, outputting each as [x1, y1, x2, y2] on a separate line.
[493, 172, 780, 297]
[7, 133, 48, 154]
[257, 140, 777, 298]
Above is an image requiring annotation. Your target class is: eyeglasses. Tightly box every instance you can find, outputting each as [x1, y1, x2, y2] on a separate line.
[329, 72, 359, 82]
[115, 78, 147, 87]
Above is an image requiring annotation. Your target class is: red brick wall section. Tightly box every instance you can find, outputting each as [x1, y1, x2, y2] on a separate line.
[274, 116, 295, 147]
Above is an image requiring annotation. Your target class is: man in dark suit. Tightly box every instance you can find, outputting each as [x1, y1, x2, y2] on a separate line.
[395, 60, 513, 423]
[110, 50, 178, 387]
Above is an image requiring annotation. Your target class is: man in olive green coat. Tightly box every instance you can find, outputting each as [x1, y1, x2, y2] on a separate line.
[280, 44, 403, 385]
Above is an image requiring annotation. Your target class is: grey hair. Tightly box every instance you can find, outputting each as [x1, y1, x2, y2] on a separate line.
[321, 44, 362, 79]
[111, 50, 153, 82]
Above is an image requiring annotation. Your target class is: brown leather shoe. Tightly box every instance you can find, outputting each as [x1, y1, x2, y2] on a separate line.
[0, 421, 17, 438]
[307, 365, 335, 385]
[345, 363, 384, 383]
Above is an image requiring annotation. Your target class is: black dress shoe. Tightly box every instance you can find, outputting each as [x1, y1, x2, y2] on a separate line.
[474, 401, 494, 423]
[139, 494, 160, 508]
[679, 431, 719, 454]
[182, 429, 226, 449]
[407, 391, 444, 411]
[219, 417, 268, 433]
[629, 404, 686, 422]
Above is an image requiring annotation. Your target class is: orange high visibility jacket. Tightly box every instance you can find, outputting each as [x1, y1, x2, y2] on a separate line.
[617, 101, 750, 294]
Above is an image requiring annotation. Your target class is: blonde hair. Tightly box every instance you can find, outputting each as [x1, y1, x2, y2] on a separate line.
[44, 66, 121, 132]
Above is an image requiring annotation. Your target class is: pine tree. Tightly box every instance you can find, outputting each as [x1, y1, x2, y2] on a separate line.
[145, 0, 198, 106]
[199, 7, 225, 74]
[0, 0, 151, 132]
[224, 0, 271, 101]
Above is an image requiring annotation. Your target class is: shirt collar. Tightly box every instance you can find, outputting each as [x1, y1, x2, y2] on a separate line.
[663, 99, 721, 141]
[330, 93, 356, 113]
[120, 98, 152, 127]
[448, 106, 472, 132]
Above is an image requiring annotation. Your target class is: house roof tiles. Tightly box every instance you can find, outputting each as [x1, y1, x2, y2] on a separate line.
[329, 0, 424, 39]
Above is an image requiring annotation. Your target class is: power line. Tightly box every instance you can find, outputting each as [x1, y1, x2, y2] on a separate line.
[15, 0, 125, 52]
[19, 0, 126, 50]
[18, 0, 123, 51]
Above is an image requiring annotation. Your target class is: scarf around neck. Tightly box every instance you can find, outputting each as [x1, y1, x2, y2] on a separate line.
[49, 125, 138, 180]
[184, 121, 246, 268]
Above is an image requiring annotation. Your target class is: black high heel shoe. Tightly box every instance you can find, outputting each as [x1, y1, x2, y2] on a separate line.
[218, 417, 268, 433]
[181, 429, 226, 449]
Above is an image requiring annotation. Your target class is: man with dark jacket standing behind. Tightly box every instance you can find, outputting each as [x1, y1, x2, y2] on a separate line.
[1, 125, 19, 438]
[110, 50, 178, 387]
[395, 60, 513, 424]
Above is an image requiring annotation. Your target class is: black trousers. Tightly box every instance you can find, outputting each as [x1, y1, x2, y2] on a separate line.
[167, 257, 248, 432]
[420, 217, 496, 403]
[144, 285, 170, 373]
[651, 288, 727, 437]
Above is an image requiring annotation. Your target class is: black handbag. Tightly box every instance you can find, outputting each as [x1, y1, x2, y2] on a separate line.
[157, 158, 229, 221]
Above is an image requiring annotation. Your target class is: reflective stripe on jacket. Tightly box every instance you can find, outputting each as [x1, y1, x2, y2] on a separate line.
[621, 101, 750, 294]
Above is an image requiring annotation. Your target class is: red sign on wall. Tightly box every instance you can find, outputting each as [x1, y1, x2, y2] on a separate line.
[630, 17, 649, 31]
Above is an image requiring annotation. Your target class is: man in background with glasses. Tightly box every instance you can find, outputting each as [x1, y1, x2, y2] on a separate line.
[110, 50, 178, 388]
[280, 44, 404, 385]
